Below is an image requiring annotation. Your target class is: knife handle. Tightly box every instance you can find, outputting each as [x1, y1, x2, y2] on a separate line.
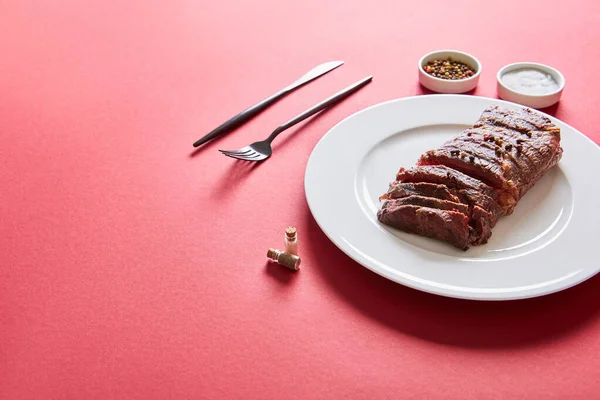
[192, 88, 288, 147]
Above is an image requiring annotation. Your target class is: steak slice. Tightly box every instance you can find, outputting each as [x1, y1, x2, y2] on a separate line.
[471, 206, 493, 245]
[395, 165, 498, 200]
[457, 189, 503, 224]
[377, 106, 563, 250]
[380, 182, 461, 203]
[377, 204, 472, 250]
[380, 194, 495, 245]
[381, 195, 469, 215]
[417, 106, 563, 214]
[419, 148, 507, 188]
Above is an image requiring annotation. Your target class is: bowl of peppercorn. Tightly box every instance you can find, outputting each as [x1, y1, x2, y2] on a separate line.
[418, 50, 481, 94]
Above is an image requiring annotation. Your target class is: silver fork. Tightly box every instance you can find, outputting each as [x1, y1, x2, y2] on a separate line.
[218, 76, 372, 161]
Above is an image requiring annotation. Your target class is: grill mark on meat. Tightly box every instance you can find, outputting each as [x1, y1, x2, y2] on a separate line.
[442, 144, 523, 188]
[395, 165, 498, 200]
[418, 149, 510, 192]
[377, 204, 471, 250]
[475, 108, 555, 134]
[477, 106, 558, 132]
[380, 182, 461, 203]
[441, 139, 504, 165]
[470, 126, 552, 171]
[450, 134, 533, 177]
[458, 127, 561, 197]
[475, 114, 536, 134]
[436, 139, 538, 197]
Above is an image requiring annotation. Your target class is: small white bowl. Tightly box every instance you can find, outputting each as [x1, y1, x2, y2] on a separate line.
[418, 50, 481, 94]
[496, 62, 565, 109]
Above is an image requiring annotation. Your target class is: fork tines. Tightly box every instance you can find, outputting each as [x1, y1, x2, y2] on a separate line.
[219, 148, 265, 161]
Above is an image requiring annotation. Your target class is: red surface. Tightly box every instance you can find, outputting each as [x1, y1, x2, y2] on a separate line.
[2, 0, 600, 398]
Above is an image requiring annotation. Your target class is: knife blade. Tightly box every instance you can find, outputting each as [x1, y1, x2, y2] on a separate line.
[192, 60, 344, 147]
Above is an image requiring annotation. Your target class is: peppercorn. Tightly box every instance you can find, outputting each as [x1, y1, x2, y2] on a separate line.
[516, 139, 524, 145]
[525, 131, 532, 138]
[467, 131, 472, 137]
[450, 150, 460, 157]
[423, 58, 476, 80]
[469, 155, 475, 163]
[505, 144, 513, 151]
[460, 152, 467, 159]
[495, 146, 503, 156]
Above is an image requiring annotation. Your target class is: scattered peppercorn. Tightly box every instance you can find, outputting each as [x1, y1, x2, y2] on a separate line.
[525, 131, 532, 138]
[505, 144, 513, 151]
[460, 152, 467, 159]
[469, 155, 475, 163]
[516, 139, 524, 145]
[467, 131, 472, 137]
[483, 134, 491, 141]
[450, 150, 460, 157]
[495, 146, 503, 156]
[494, 137, 504, 146]
[423, 58, 476, 80]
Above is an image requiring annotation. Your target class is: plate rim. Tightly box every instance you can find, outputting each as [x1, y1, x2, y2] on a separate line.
[304, 94, 600, 301]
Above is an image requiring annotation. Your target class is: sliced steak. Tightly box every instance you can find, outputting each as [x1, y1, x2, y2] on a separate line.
[382, 195, 469, 215]
[377, 105, 563, 249]
[395, 165, 498, 200]
[377, 204, 472, 250]
[417, 106, 562, 214]
[380, 182, 461, 203]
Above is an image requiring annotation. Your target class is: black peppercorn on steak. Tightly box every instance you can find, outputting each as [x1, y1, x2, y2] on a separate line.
[377, 105, 563, 250]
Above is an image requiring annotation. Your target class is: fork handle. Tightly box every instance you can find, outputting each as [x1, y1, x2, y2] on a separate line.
[192, 89, 287, 147]
[267, 76, 373, 142]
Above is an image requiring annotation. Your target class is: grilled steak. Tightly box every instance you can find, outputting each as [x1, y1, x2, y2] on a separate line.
[380, 182, 461, 203]
[418, 106, 562, 214]
[395, 165, 498, 200]
[377, 204, 472, 250]
[377, 105, 563, 250]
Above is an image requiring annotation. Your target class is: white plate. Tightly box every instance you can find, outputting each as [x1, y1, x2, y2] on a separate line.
[304, 95, 600, 300]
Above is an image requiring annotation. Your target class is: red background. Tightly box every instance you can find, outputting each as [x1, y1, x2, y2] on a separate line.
[2, 0, 599, 399]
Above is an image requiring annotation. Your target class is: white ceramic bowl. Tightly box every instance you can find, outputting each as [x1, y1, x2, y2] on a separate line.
[418, 50, 481, 94]
[496, 62, 565, 109]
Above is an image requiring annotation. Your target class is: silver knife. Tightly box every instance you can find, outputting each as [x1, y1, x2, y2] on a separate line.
[193, 61, 344, 147]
